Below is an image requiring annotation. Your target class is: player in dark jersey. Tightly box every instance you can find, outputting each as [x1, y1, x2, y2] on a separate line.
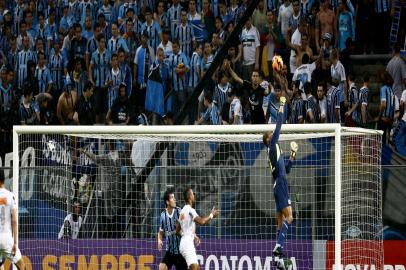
[262, 96, 298, 270]
[158, 189, 188, 270]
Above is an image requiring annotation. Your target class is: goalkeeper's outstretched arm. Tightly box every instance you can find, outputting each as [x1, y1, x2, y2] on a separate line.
[270, 97, 286, 146]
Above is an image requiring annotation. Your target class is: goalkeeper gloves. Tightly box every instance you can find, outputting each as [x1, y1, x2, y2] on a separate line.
[280, 96, 286, 107]
[290, 141, 298, 159]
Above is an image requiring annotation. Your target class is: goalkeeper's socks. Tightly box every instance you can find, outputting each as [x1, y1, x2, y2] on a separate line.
[277, 220, 289, 249]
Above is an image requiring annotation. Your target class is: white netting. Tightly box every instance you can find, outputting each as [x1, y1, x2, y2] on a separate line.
[7, 127, 382, 270]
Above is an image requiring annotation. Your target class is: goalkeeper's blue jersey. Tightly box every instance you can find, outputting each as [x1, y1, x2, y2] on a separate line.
[267, 112, 292, 181]
[159, 207, 181, 254]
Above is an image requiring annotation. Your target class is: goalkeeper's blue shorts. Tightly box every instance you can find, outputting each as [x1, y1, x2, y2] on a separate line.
[274, 178, 291, 212]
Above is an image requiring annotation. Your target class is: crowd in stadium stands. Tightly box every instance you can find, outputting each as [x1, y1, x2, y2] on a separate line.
[0, 0, 405, 145]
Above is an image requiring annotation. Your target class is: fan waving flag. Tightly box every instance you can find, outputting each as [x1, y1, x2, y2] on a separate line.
[145, 62, 165, 116]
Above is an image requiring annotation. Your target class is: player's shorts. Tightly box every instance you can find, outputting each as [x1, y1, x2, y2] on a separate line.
[161, 251, 188, 270]
[0, 235, 22, 265]
[273, 178, 291, 212]
[179, 237, 198, 267]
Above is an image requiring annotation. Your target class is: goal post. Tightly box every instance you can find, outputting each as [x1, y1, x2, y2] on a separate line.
[11, 124, 383, 270]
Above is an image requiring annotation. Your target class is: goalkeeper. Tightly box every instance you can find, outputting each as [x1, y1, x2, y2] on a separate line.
[262, 96, 297, 269]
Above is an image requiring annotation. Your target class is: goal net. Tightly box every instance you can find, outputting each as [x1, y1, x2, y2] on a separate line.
[8, 124, 383, 270]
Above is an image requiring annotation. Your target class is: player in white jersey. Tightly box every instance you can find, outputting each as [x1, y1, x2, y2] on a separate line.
[176, 188, 219, 270]
[0, 172, 25, 270]
[58, 201, 83, 239]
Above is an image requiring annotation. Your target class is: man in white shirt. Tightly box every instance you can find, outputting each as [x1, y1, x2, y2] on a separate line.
[278, 0, 293, 39]
[292, 53, 317, 96]
[177, 188, 219, 270]
[0, 171, 25, 270]
[240, 19, 260, 81]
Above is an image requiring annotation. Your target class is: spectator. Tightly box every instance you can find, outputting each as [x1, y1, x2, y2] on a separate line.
[6, 36, 18, 71]
[240, 18, 260, 81]
[377, 71, 398, 143]
[304, 82, 320, 123]
[82, 16, 94, 41]
[386, 44, 406, 99]
[288, 0, 302, 33]
[134, 30, 155, 110]
[262, 10, 282, 82]
[118, 49, 133, 97]
[49, 39, 67, 99]
[168, 40, 190, 113]
[123, 18, 140, 64]
[278, 0, 294, 39]
[315, 0, 336, 53]
[106, 83, 131, 125]
[58, 201, 82, 239]
[108, 22, 130, 55]
[227, 89, 244, 124]
[72, 57, 88, 98]
[227, 62, 268, 124]
[326, 77, 342, 123]
[344, 74, 358, 126]
[195, 91, 221, 124]
[89, 34, 111, 123]
[215, 17, 226, 43]
[36, 92, 53, 124]
[86, 23, 100, 68]
[141, 7, 162, 52]
[168, 0, 182, 40]
[292, 52, 317, 94]
[357, 74, 370, 127]
[76, 81, 96, 125]
[106, 53, 126, 112]
[330, 48, 347, 122]
[337, 0, 355, 52]
[202, 0, 215, 41]
[175, 10, 195, 58]
[19, 86, 39, 125]
[201, 42, 214, 77]
[70, 23, 88, 69]
[218, 1, 232, 30]
[145, 47, 169, 124]
[189, 43, 203, 92]
[57, 77, 78, 125]
[213, 70, 233, 112]
[317, 32, 333, 81]
[288, 18, 307, 78]
[287, 31, 314, 78]
[252, 0, 267, 32]
[157, 28, 173, 64]
[34, 51, 53, 94]
[290, 80, 305, 123]
[154, 1, 169, 29]
[211, 32, 221, 55]
[266, 83, 288, 123]
[0, 67, 13, 115]
[317, 81, 327, 123]
[16, 35, 36, 89]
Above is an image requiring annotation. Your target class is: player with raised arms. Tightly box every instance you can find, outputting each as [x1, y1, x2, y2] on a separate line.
[0, 171, 25, 270]
[176, 188, 219, 270]
[158, 189, 188, 270]
[262, 96, 298, 270]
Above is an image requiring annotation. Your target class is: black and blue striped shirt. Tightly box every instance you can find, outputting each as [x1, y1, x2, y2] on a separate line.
[327, 86, 341, 123]
[159, 207, 181, 254]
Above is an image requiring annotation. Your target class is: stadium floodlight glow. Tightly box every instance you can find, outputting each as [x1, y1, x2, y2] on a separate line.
[12, 125, 383, 270]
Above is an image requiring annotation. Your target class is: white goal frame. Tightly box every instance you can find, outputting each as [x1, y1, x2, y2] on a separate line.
[12, 124, 383, 269]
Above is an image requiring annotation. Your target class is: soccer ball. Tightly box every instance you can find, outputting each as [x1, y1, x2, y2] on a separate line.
[272, 55, 284, 72]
